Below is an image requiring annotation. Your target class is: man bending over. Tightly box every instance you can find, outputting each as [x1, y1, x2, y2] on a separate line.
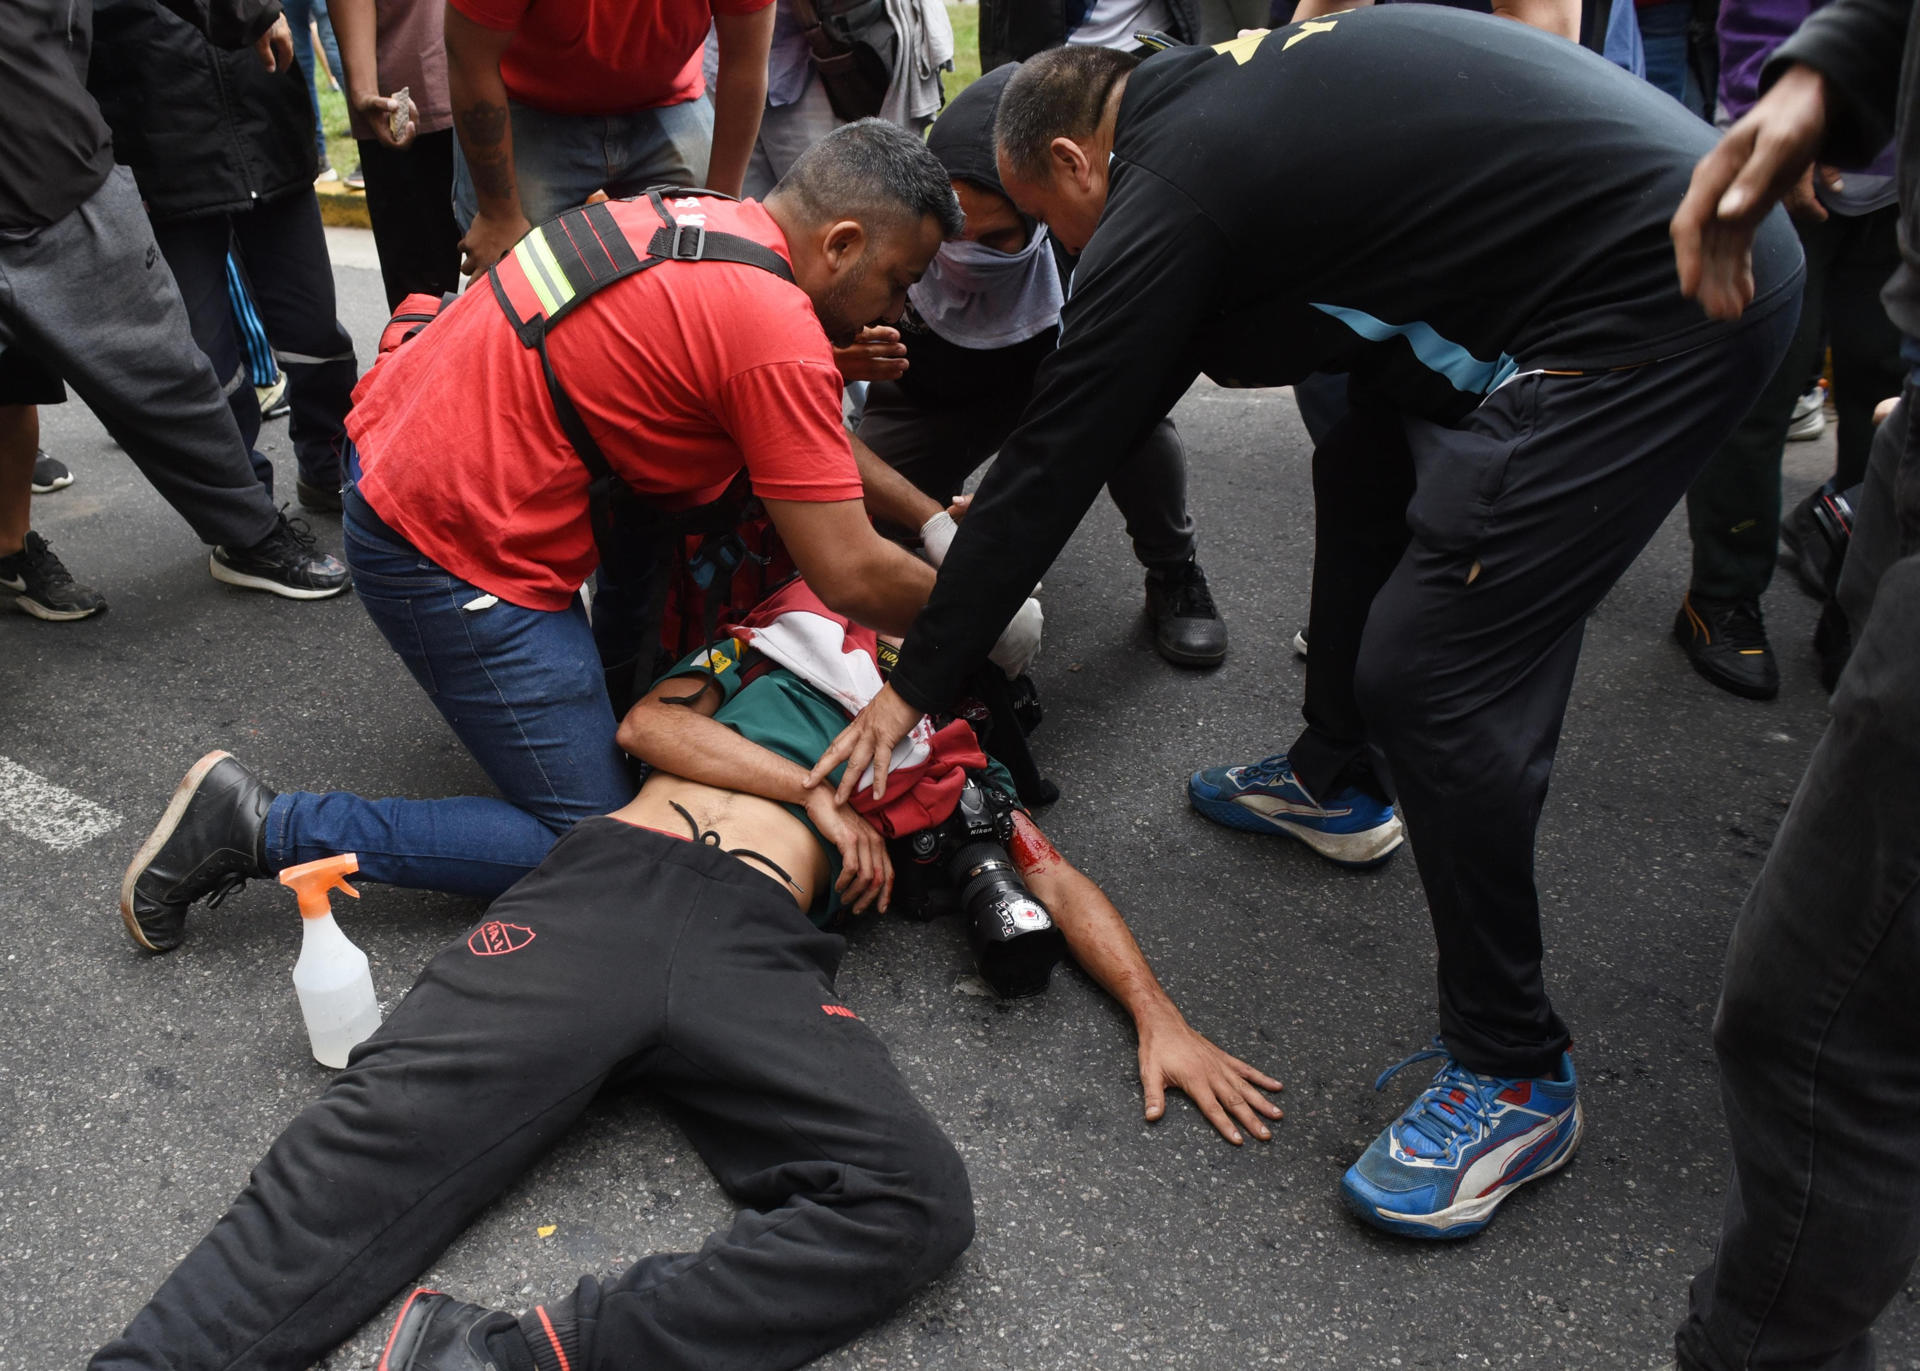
[91, 584, 1279, 1371]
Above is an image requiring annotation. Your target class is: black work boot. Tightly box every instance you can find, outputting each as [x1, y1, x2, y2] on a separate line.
[118, 750, 276, 953]
[379, 1291, 527, 1371]
[1672, 592, 1779, 701]
[1144, 556, 1228, 668]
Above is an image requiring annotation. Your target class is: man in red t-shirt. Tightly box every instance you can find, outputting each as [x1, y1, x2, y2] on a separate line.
[447, 0, 775, 278]
[118, 120, 1045, 956]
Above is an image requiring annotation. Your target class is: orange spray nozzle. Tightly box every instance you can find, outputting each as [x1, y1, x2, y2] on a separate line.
[278, 853, 362, 918]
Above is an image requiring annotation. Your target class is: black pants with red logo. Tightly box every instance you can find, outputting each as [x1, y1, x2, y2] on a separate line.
[90, 820, 974, 1371]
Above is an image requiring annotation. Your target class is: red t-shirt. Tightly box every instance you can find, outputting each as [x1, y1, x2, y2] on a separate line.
[346, 196, 862, 612]
[448, 0, 772, 115]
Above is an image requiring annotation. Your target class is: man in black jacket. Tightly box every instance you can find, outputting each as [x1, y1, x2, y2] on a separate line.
[90, 0, 363, 517]
[0, 0, 347, 600]
[979, 0, 1200, 67]
[812, 14, 1804, 1239]
[1667, 0, 1920, 1363]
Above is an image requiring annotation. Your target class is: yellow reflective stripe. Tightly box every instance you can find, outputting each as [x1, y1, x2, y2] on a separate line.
[526, 228, 576, 308]
[512, 239, 562, 317]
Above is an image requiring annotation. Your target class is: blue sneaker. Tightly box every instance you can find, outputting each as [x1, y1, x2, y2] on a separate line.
[1341, 1040, 1583, 1240]
[1188, 753, 1403, 867]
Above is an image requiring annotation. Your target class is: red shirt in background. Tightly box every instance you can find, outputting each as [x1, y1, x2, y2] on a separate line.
[347, 196, 863, 611]
[448, 0, 773, 116]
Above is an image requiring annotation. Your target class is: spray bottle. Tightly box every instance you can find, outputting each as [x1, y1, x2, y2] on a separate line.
[279, 854, 382, 1068]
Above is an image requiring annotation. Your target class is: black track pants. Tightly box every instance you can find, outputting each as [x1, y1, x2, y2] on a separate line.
[91, 820, 974, 1371]
[1290, 297, 1799, 1078]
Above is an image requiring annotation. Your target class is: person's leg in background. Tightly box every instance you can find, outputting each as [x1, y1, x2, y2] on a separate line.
[226, 255, 284, 411]
[452, 102, 643, 233]
[1778, 205, 1905, 601]
[0, 166, 344, 601]
[0, 370, 105, 620]
[1104, 418, 1230, 667]
[1188, 401, 1408, 867]
[601, 97, 716, 200]
[281, 0, 333, 176]
[1337, 304, 1796, 1240]
[358, 129, 462, 310]
[1674, 379, 1920, 1371]
[227, 191, 359, 511]
[743, 75, 841, 199]
[1677, 213, 1833, 699]
[146, 213, 278, 497]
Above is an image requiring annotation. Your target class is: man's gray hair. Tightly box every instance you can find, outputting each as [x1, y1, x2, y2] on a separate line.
[995, 46, 1140, 184]
[774, 118, 964, 238]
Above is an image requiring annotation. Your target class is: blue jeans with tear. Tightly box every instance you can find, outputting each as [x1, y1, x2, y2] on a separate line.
[262, 466, 633, 898]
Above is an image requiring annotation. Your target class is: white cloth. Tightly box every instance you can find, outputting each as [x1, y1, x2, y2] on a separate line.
[1068, 0, 1173, 48]
[908, 226, 1066, 350]
[880, 0, 953, 126]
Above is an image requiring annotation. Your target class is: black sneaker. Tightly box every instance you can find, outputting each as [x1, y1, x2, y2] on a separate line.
[1672, 592, 1779, 701]
[0, 532, 107, 621]
[211, 510, 349, 599]
[1778, 481, 1854, 600]
[1144, 557, 1228, 668]
[30, 450, 73, 493]
[296, 476, 344, 514]
[378, 1290, 523, 1371]
[118, 750, 276, 952]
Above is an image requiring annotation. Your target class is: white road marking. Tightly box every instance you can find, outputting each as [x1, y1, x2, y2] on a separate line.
[0, 755, 122, 851]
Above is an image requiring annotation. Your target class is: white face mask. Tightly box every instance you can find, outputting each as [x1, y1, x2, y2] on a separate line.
[907, 224, 1067, 351]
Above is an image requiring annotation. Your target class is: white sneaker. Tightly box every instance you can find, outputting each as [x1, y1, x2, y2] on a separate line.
[1787, 385, 1827, 441]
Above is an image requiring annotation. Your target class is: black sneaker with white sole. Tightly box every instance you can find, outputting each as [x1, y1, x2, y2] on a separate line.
[31, 450, 73, 493]
[119, 750, 276, 952]
[211, 510, 349, 599]
[0, 531, 107, 620]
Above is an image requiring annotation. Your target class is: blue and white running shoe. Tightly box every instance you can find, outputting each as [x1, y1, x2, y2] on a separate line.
[1187, 753, 1403, 867]
[1342, 1040, 1583, 1240]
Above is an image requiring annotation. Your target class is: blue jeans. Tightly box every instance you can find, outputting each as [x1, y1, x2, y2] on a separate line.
[450, 97, 714, 230]
[283, 0, 345, 169]
[1637, 0, 1709, 120]
[263, 480, 634, 898]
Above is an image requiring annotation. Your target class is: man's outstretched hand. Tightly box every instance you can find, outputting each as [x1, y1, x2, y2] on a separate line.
[807, 684, 924, 803]
[1671, 63, 1828, 320]
[1137, 1007, 1283, 1146]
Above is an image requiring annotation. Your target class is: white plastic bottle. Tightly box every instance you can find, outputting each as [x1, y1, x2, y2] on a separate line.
[280, 854, 382, 1068]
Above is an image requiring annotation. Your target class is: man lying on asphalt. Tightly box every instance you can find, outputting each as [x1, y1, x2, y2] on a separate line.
[810, 15, 1805, 1240]
[91, 580, 1280, 1371]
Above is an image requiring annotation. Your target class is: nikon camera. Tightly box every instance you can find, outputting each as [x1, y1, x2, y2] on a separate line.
[891, 774, 1066, 998]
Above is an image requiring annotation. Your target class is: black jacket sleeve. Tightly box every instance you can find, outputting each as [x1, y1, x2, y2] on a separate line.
[888, 164, 1227, 712]
[153, 0, 282, 49]
[1763, 0, 1907, 166]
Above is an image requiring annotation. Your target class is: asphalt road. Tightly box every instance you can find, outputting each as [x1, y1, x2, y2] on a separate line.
[4, 228, 1911, 1371]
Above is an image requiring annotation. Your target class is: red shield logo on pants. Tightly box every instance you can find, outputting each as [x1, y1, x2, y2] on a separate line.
[469, 921, 536, 956]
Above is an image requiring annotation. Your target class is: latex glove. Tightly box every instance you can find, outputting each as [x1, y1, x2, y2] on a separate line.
[989, 597, 1044, 679]
[919, 509, 958, 567]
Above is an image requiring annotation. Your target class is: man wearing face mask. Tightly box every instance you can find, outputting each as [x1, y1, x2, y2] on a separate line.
[854, 64, 1228, 667]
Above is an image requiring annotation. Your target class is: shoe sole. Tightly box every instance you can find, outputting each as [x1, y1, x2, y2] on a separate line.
[1292, 631, 1308, 658]
[1343, 1101, 1585, 1240]
[378, 1288, 444, 1371]
[1189, 789, 1404, 868]
[1154, 639, 1228, 669]
[30, 477, 74, 494]
[14, 593, 104, 621]
[1785, 415, 1824, 441]
[209, 554, 349, 600]
[118, 749, 232, 952]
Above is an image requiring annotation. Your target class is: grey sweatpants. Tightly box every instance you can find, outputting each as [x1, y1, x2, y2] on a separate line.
[0, 166, 279, 549]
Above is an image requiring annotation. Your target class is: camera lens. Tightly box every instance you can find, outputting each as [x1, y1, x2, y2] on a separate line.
[951, 842, 1065, 998]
